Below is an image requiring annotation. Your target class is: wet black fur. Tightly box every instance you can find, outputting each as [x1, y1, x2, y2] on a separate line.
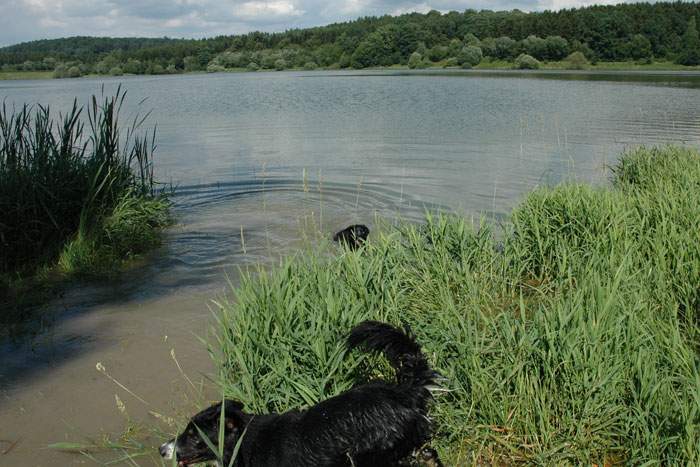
[163, 321, 441, 467]
[333, 224, 370, 250]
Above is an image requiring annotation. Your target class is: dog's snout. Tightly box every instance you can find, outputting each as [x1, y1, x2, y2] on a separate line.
[159, 440, 175, 459]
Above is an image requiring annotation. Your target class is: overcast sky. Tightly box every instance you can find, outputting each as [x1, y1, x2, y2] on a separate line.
[0, 0, 648, 47]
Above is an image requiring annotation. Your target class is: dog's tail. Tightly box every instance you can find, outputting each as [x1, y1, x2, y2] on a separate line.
[347, 321, 437, 399]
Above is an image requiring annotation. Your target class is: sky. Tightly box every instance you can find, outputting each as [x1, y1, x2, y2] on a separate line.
[0, 0, 649, 47]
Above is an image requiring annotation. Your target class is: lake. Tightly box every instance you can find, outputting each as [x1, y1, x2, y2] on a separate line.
[1, 69, 700, 465]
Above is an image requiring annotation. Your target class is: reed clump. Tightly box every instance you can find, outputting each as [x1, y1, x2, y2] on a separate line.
[0, 88, 169, 291]
[212, 146, 699, 465]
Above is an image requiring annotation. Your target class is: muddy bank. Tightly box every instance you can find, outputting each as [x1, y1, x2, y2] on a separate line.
[0, 290, 219, 466]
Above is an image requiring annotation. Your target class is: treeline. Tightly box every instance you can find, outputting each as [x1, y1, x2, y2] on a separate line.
[1, 1, 699, 77]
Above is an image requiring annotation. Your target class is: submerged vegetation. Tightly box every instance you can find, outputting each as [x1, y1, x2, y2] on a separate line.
[0, 89, 170, 304]
[212, 146, 699, 465]
[1, 2, 700, 77]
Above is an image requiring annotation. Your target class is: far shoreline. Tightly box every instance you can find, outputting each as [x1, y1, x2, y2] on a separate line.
[3, 60, 700, 81]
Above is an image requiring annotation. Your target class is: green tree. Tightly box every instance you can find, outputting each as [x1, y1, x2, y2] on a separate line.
[479, 37, 497, 57]
[183, 56, 201, 72]
[396, 23, 422, 59]
[448, 38, 463, 57]
[522, 35, 547, 60]
[677, 17, 700, 66]
[495, 36, 518, 59]
[351, 30, 394, 68]
[463, 33, 480, 47]
[544, 36, 569, 60]
[628, 34, 652, 61]
[338, 53, 351, 68]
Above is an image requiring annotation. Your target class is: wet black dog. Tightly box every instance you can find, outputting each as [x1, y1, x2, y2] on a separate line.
[333, 224, 370, 250]
[160, 321, 441, 467]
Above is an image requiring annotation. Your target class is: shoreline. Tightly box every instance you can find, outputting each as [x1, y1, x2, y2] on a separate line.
[3, 61, 700, 81]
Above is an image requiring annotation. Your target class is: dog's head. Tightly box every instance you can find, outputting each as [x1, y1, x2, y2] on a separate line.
[160, 400, 246, 466]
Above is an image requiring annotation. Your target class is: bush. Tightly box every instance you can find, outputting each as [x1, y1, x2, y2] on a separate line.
[52, 64, 67, 78]
[246, 62, 260, 71]
[66, 66, 83, 78]
[457, 45, 483, 68]
[146, 63, 165, 75]
[274, 59, 287, 71]
[514, 53, 541, 69]
[566, 51, 590, 69]
[407, 51, 423, 69]
[109, 66, 124, 76]
[206, 63, 226, 73]
[443, 57, 459, 68]
[303, 61, 318, 70]
[427, 45, 449, 62]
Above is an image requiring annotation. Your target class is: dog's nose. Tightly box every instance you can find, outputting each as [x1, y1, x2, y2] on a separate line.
[159, 440, 175, 459]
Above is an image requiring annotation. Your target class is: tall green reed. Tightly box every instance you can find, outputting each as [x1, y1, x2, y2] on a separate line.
[211, 146, 700, 465]
[0, 86, 162, 276]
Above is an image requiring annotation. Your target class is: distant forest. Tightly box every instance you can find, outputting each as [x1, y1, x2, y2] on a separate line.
[1, 1, 699, 77]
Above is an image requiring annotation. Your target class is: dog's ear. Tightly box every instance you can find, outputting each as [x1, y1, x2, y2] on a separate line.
[223, 399, 245, 430]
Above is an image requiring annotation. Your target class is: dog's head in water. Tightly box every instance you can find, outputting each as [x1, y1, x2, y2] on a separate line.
[160, 400, 245, 466]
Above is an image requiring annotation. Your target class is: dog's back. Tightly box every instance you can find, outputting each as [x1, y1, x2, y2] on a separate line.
[162, 321, 441, 467]
[333, 224, 370, 249]
[235, 321, 439, 466]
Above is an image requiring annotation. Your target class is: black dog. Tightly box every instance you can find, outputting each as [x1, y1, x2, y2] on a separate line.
[333, 224, 370, 250]
[160, 321, 442, 467]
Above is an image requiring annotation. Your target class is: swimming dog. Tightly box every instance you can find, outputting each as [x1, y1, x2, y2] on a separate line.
[333, 224, 370, 250]
[160, 321, 442, 466]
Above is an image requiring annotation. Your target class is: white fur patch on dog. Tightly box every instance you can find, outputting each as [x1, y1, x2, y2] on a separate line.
[160, 441, 175, 460]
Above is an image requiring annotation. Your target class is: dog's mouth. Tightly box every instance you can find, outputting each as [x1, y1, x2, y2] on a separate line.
[175, 456, 205, 466]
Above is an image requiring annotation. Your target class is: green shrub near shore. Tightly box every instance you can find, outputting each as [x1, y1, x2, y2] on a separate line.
[211, 146, 699, 465]
[0, 89, 169, 292]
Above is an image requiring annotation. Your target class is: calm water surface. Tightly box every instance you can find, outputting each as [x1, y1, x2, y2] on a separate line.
[1, 70, 700, 465]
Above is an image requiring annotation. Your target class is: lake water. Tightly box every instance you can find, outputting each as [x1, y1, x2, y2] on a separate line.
[2, 69, 700, 465]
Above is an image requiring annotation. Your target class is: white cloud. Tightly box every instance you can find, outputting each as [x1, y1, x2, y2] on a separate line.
[542, 0, 628, 8]
[338, 0, 372, 14]
[391, 3, 435, 15]
[237, 1, 303, 19]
